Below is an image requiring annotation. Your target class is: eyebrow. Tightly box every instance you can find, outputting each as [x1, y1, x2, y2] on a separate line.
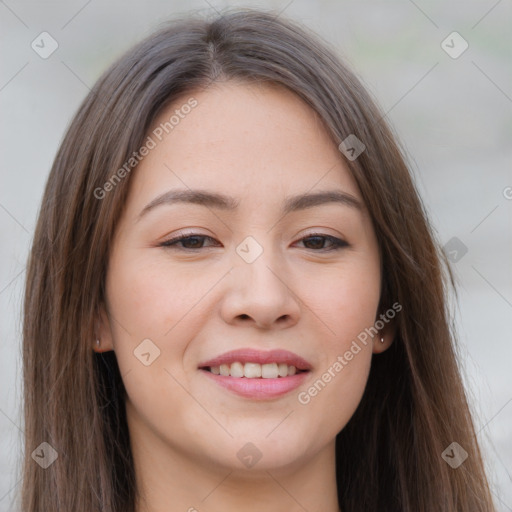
[137, 188, 363, 221]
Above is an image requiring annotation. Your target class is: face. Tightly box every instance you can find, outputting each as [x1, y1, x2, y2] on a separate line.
[97, 80, 391, 476]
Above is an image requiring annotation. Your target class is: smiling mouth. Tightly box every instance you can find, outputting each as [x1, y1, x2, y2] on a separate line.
[201, 362, 309, 379]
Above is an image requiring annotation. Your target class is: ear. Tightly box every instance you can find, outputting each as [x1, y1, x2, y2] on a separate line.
[372, 310, 398, 354]
[92, 301, 115, 353]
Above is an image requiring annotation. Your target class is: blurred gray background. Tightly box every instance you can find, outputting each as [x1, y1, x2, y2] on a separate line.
[1, 0, 511, 510]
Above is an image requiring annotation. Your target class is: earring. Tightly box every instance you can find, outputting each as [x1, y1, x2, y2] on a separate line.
[96, 339, 100, 348]
[380, 336, 384, 343]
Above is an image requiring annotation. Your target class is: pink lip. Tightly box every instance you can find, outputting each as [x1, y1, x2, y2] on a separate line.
[198, 348, 312, 371]
[200, 370, 309, 399]
[198, 348, 312, 400]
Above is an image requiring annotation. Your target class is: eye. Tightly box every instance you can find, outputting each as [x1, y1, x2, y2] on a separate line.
[295, 233, 349, 252]
[159, 233, 218, 250]
[159, 232, 349, 252]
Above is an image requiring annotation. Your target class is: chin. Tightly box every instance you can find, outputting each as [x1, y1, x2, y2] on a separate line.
[199, 427, 314, 473]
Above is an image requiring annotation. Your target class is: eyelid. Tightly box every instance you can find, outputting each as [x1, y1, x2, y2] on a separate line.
[159, 230, 216, 247]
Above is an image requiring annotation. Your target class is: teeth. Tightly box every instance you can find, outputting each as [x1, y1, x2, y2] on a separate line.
[230, 362, 244, 378]
[244, 362, 261, 378]
[208, 362, 300, 378]
[261, 363, 278, 378]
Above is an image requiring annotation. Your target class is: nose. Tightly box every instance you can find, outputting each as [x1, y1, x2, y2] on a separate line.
[220, 247, 301, 330]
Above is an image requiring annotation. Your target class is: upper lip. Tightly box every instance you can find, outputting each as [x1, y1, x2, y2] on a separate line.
[198, 348, 312, 371]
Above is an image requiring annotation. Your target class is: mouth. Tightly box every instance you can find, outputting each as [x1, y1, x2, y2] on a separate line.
[198, 348, 312, 399]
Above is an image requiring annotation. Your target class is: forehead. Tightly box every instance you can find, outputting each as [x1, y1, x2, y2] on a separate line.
[126, 80, 362, 213]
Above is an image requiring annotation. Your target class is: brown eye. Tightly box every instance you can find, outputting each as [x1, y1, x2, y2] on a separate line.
[296, 234, 349, 251]
[160, 234, 219, 250]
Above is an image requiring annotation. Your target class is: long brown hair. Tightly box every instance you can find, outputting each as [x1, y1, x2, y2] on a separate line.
[20, 8, 496, 511]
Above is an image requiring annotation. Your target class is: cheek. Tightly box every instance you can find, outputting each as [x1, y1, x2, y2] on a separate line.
[103, 256, 196, 423]
[302, 254, 381, 344]
[292, 255, 379, 430]
[295, 343, 372, 450]
[106, 253, 204, 339]
[103, 256, 183, 384]
[104, 252, 220, 400]
[294, 271, 379, 438]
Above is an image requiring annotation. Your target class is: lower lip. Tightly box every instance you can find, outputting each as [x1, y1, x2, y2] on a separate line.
[200, 369, 309, 399]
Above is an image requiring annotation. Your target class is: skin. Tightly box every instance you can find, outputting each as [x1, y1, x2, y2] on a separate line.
[96, 80, 395, 512]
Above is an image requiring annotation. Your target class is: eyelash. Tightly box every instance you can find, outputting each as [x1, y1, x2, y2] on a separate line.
[159, 232, 349, 252]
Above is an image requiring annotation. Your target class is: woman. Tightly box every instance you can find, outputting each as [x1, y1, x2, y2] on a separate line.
[21, 8, 496, 511]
